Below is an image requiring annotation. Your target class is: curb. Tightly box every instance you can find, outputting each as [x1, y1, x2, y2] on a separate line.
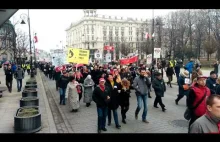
[37, 70, 57, 133]
[40, 72, 74, 133]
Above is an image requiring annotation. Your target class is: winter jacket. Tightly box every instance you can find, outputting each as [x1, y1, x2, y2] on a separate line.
[190, 114, 220, 133]
[14, 68, 24, 80]
[119, 88, 130, 107]
[5, 69, 13, 81]
[65, 82, 80, 110]
[214, 84, 220, 95]
[12, 65, 17, 73]
[166, 67, 175, 76]
[83, 76, 95, 103]
[206, 77, 217, 95]
[105, 80, 120, 110]
[54, 72, 61, 81]
[178, 76, 190, 96]
[187, 84, 211, 117]
[152, 78, 166, 97]
[91, 70, 101, 85]
[174, 64, 180, 74]
[132, 76, 150, 95]
[185, 61, 194, 74]
[58, 75, 70, 89]
[92, 86, 109, 108]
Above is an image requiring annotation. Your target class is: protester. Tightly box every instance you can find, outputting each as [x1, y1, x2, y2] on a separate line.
[119, 78, 131, 124]
[92, 78, 110, 133]
[189, 95, 220, 133]
[185, 59, 194, 78]
[14, 65, 24, 92]
[214, 77, 220, 94]
[132, 68, 150, 123]
[5, 64, 13, 93]
[152, 72, 166, 112]
[54, 69, 61, 91]
[105, 74, 121, 129]
[187, 75, 211, 131]
[175, 70, 190, 105]
[58, 71, 70, 105]
[83, 75, 95, 107]
[206, 71, 217, 95]
[65, 77, 80, 112]
[166, 64, 175, 88]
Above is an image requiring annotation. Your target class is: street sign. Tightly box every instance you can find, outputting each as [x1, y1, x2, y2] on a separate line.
[95, 53, 102, 59]
[105, 53, 111, 63]
[147, 54, 152, 64]
[154, 48, 161, 58]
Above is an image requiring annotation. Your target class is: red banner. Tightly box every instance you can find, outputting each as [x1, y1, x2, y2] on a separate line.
[120, 56, 138, 65]
[104, 46, 114, 51]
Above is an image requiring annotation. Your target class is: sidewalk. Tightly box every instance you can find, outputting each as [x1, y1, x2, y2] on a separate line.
[0, 68, 56, 133]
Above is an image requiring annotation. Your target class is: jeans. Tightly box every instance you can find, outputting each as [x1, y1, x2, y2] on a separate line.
[135, 93, 148, 120]
[108, 109, 119, 126]
[97, 107, 108, 130]
[59, 88, 66, 104]
[17, 79, 22, 91]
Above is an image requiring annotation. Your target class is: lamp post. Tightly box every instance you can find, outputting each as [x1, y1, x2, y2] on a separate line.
[20, 9, 33, 76]
[151, 9, 155, 82]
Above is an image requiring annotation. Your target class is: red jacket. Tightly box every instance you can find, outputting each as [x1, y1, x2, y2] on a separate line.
[192, 86, 211, 117]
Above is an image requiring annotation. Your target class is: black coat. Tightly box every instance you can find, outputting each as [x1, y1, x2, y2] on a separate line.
[91, 70, 101, 85]
[5, 69, 13, 81]
[166, 67, 174, 76]
[58, 75, 70, 89]
[152, 78, 166, 97]
[119, 88, 130, 107]
[206, 77, 217, 95]
[178, 75, 190, 96]
[105, 80, 120, 110]
[92, 86, 109, 108]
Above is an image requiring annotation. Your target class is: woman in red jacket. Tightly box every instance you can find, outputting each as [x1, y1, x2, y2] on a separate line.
[187, 75, 211, 132]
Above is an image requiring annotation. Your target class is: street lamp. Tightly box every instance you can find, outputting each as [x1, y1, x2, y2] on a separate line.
[20, 9, 33, 76]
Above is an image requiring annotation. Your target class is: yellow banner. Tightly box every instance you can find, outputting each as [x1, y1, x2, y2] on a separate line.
[67, 48, 90, 64]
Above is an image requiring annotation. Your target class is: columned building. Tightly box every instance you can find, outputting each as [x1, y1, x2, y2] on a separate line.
[66, 9, 150, 60]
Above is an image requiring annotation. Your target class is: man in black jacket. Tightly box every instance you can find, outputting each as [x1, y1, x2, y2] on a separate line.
[58, 71, 70, 105]
[92, 78, 110, 133]
[152, 72, 166, 112]
[5, 64, 13, 93]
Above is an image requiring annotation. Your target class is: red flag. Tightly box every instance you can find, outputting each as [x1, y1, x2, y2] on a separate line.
[34, 33, 38, 43]
[120, 55, 138, 65]
[104, 45, 114, 51]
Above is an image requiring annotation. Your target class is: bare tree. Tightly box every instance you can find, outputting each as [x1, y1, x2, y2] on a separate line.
[204, 35, 218, 61]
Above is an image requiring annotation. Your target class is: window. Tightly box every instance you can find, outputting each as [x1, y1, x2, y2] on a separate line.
[131, 37, 132, 41]
[121, 32, 124, 36]
[87, 36, 89, 40]
[109, 26, 113, 30]
[92, 36, 94, 40]
[103, 36, 107, 41]
[93, 43, 94, 47]
[92, 30, 94, 34]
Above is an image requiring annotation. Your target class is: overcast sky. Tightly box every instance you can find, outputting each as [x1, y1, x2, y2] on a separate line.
[10, 9, 177, 52]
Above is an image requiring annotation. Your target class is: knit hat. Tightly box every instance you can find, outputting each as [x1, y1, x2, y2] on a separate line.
[99, 78, 105, 82]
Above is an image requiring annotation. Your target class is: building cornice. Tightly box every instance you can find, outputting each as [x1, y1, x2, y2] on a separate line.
[66, 14, 149, 32]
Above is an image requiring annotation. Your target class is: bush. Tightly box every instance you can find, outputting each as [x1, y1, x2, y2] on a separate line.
[17, 108, 39, 117]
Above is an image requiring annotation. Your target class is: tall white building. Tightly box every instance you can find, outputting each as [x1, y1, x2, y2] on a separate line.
[66, 9, 150, 60]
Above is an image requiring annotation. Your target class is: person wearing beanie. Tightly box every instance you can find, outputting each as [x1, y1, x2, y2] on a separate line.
[206, 71, 217, 95]
[175, 70, 190, 105]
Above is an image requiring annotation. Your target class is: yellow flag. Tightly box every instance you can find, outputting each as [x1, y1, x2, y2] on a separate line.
[67, 48, 90, 64]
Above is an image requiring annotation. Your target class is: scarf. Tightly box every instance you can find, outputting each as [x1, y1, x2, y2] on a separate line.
[76, 85, 82, 94]
[206, 111, 220, 132]
[99, 85, 105, 92]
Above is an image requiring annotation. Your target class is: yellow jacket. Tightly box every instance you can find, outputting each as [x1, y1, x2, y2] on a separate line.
[26, 64, 30, 69]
